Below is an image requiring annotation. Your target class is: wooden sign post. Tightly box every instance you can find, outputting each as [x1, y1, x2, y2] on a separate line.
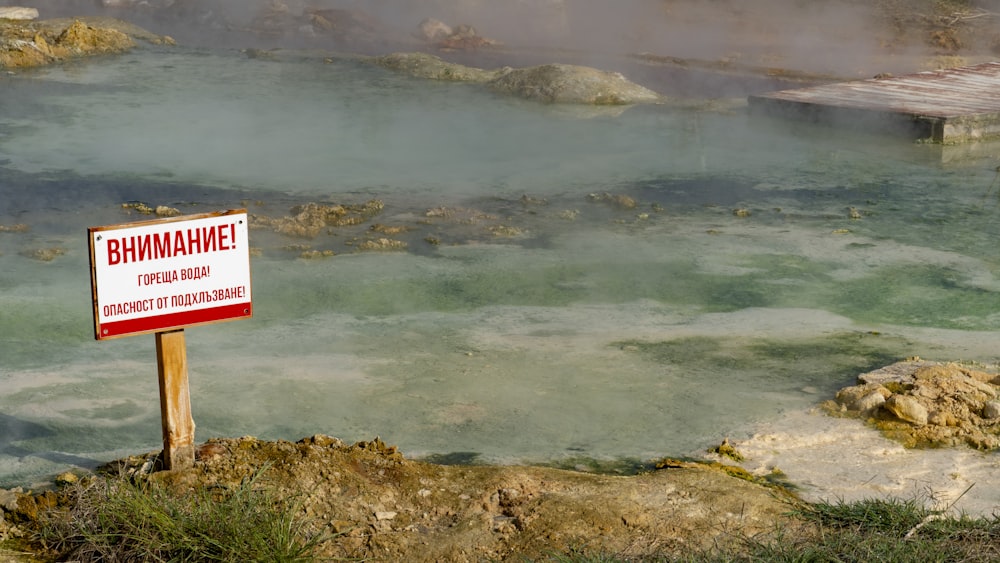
[88, 210, 253, 471]
[156, 330, 195, 470]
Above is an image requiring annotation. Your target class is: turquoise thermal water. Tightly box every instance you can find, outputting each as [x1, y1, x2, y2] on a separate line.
[2, 46, 1000, 489]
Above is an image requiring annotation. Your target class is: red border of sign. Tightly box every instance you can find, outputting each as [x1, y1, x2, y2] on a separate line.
[97, 302, 253, 339]
[88, 209, 253, 340]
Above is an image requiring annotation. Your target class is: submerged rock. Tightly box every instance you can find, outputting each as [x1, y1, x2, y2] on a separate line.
[488, 63, 662, 105]
[354, 237, 407, 252]
[372, 51, 496, 82]
[371, 52, 662, 105]
[587, 192, 638, 209]
[251, 200, 385, 239]
[20, 247, 66, 261]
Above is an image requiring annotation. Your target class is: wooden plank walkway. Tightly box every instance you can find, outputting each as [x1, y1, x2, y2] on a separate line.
[747, 61, 1000, 143]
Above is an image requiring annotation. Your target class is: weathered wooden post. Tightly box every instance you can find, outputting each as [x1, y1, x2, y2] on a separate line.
[89, 210, 253, 471]
[155, 329, 195, 470]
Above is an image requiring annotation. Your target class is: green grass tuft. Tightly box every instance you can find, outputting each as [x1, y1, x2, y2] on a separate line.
[37, 467, 322, 562]
[532, 495, 1000, 563]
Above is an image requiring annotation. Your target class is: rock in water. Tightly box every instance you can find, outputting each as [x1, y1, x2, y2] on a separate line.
[0, 7, 39, 20]
[372, 52, 496, 82]
[854, 391, 886, 413]
[487, 64, 662, 105]
[371, 53, 662, 106]
[830, 360, 1000, 449]
[417, 17, 452, 41]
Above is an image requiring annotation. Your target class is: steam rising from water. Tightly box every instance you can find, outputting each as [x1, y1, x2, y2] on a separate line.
[27, 0, 911, 76]
[2, 20, 1000, 513]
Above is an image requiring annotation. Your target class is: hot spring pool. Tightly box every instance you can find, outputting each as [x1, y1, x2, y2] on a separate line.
[3, 45, 1000, 512]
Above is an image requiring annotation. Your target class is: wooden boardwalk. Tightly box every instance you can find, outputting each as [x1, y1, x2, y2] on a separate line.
[748, 61, 1000, 143]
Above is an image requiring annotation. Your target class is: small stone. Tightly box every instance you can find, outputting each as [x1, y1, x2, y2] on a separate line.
[138, 459, 156, 475]
[195, 442, 228, 460]
[375, 511, 397, 521]
[54, 472, 78, 486]
[155, 205, 181, 217]
[356, 238, 406, 252]
[0, 489, 19, 512]
[835, 383, 889, 410]
[982, 401, 1000, 419]
[884, 394, 928, 426]
[854, 391, 886, 413]
[122, 201, 154, 214]
[331, 519, 354, 534]
[300, 434, 343, 448]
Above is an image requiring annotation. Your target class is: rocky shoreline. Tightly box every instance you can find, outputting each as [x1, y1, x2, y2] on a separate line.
[0, 16, 663, 110]
[0, 15, 173, 70]
[1, 435, 803, 562]
[827, 359, 1000, 450]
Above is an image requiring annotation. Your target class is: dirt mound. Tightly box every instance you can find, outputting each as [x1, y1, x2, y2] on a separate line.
[139, 436, 800, 561]
[1, 436, 801, 562]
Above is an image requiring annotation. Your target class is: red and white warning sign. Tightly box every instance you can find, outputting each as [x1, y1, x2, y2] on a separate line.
[88, 209, 253, 340]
